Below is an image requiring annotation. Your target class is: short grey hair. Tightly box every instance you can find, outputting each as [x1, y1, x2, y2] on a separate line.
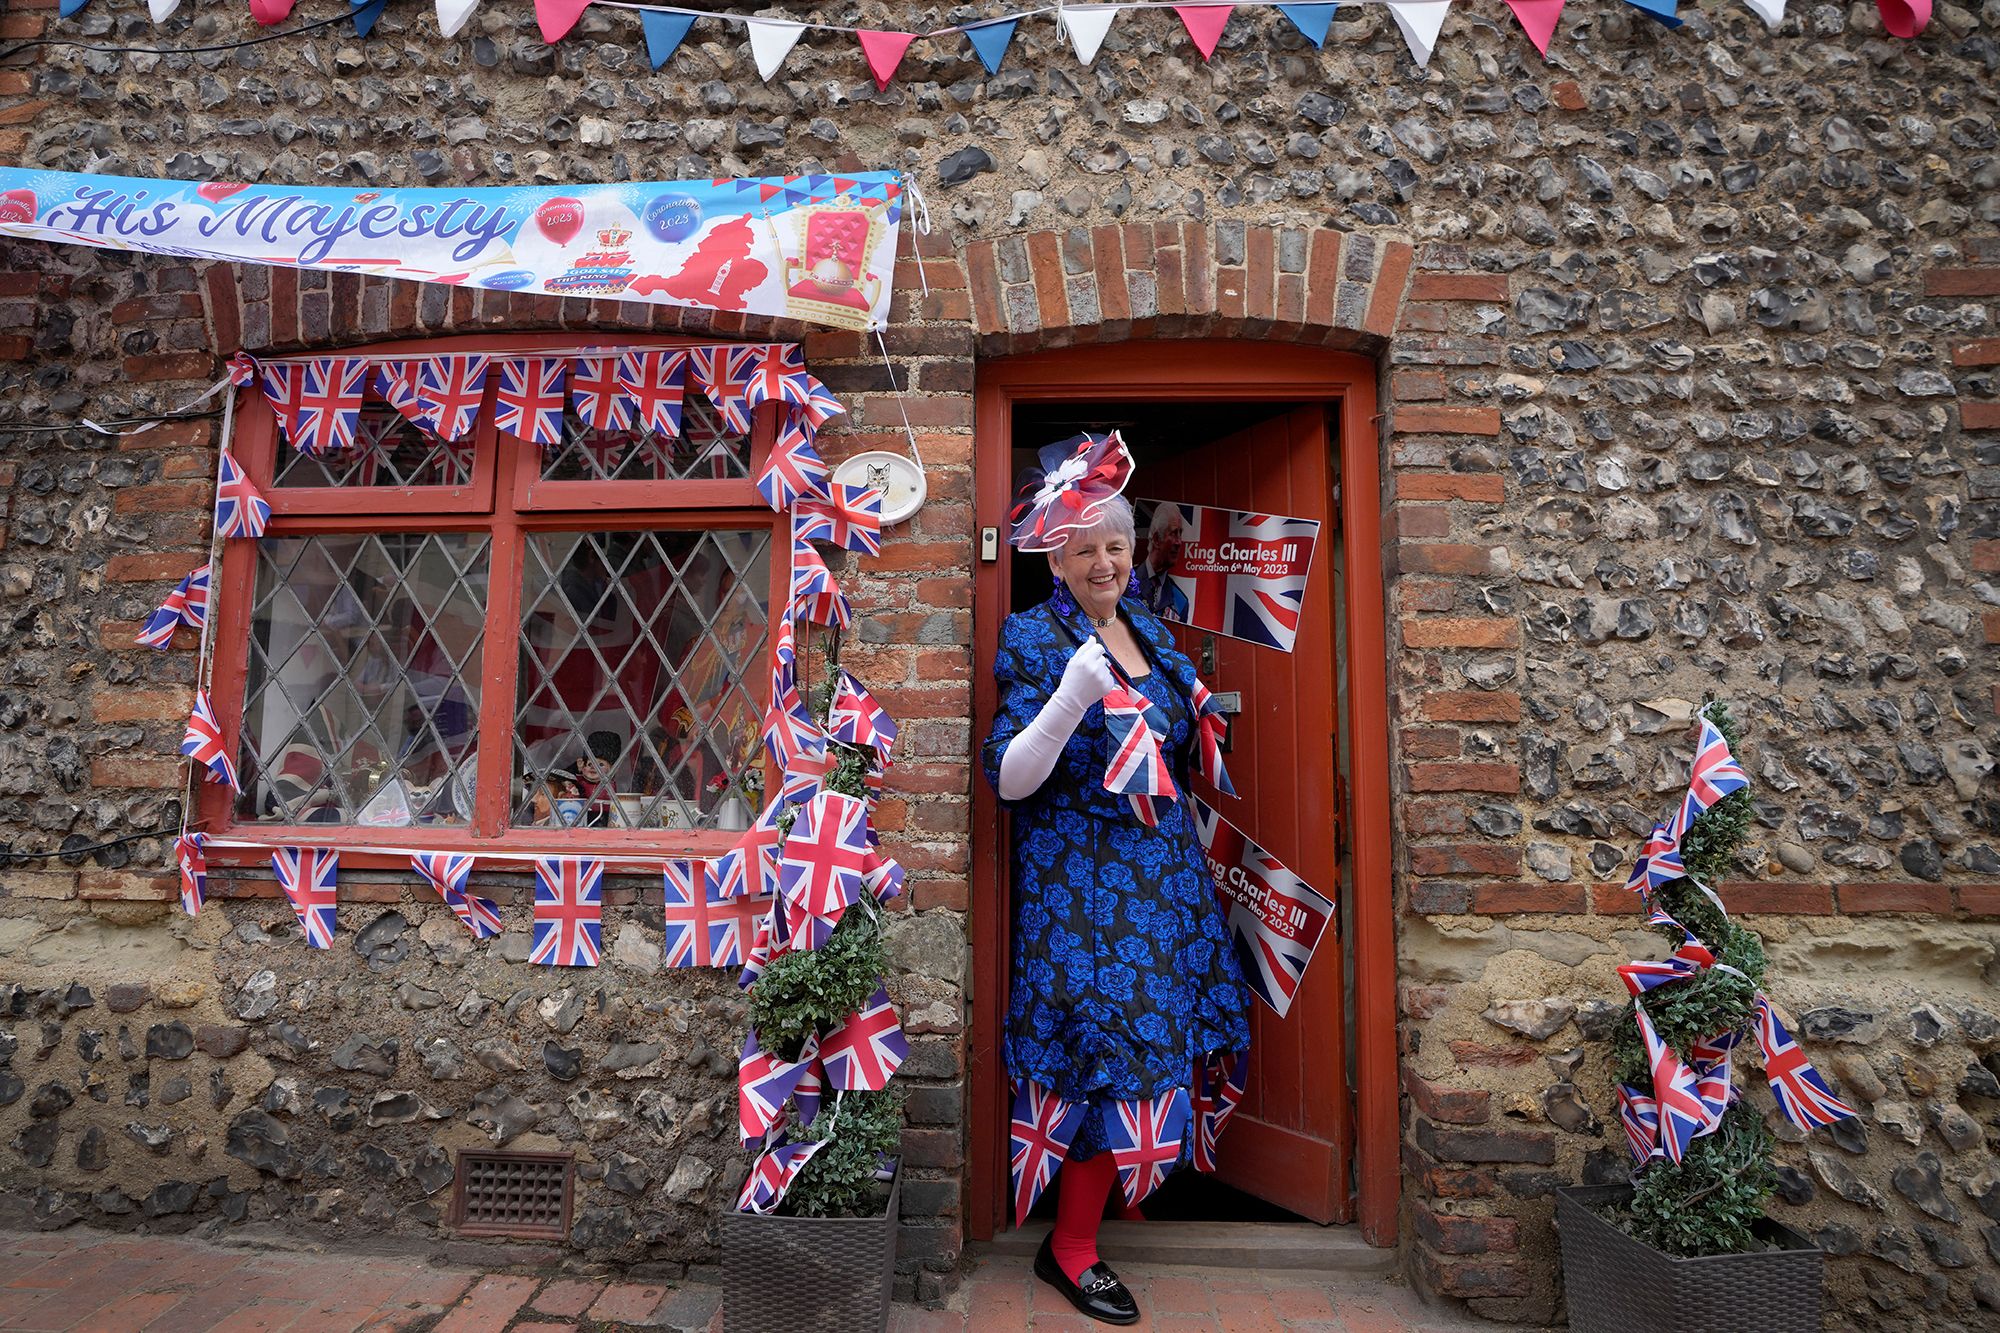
[1063, 494, 1136, 549]
[1147, 503, 1184, 540]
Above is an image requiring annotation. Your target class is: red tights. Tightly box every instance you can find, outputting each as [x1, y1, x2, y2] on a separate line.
[1050, 1153, 1119, 1282]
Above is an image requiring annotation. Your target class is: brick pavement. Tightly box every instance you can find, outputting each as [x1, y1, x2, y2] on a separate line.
[1, 1227, 1515, 1332]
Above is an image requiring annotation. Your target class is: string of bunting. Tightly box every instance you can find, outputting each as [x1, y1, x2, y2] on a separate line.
[48, 0, 1931, 76]
[1612, 710, 1857, 1168]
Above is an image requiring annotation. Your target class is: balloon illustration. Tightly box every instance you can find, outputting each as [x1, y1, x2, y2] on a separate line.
[535, 197, 586, 247]
[0, 189, 36, 226]
[643, 194, 702, 244]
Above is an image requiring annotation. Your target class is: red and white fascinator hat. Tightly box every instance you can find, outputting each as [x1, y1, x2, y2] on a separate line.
[1006, 430, 1135, 552]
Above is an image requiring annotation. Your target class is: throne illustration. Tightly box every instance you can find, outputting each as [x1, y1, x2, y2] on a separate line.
[781, 193, 887, 330]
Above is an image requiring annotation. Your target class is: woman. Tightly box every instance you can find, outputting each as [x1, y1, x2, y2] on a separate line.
[984, 433, 1252, 1327]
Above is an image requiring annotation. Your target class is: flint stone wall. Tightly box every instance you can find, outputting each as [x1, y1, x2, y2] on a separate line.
[0, 0, 1997, 1322]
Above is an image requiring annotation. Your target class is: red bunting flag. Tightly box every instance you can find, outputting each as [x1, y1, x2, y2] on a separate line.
[1173, 4, 1233, 59]
[855, 29, 916, 90]
[1503, 0, 1564, 55]
[535, 0, 591, 42]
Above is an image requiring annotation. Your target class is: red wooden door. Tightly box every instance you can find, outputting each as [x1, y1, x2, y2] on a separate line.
[1142, 404, 1349, 1224]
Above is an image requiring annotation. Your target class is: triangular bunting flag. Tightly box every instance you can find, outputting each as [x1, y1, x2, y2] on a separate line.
[1058, 3, 1120, 66]
[435, 0, 478, 37]
[148, 0, 181, 20]
[1384, 0, 1451, 66]
[746, 18, 805, 82]
[640, 10, 695, 68]
[1504, 0, 1562, 55]
[1740, 0, 1784, 25]
[1875, 0, 1929, 36]
[1621, 0, 1681, 26]
[1173, 4, 1233, 59]
[534, 0, 591, 43]
[351, 0, 387, 37]
[856, 29, 916, 91]
[1275, 2, 1335, 45]
[247, 0, 294, 22]
[59, 0, 89, 15]
[964, 18, 1018, 74]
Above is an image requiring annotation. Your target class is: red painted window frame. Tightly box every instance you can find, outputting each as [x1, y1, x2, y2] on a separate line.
[198, 333, 787, 872]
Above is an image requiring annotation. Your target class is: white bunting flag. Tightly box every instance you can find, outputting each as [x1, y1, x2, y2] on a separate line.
[746, 17, 806, 81]
[1385, 0, 1451, 67]
[148, 0, 181, 20]
[1058, 4, 1122, 67]
[436, 0, 480, 38]
[1740, 0, 1786, 27]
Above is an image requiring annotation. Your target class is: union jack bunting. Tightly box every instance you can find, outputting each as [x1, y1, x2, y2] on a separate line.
[1102, 687, 1177, 827]
[706, 896, 751, 970]
[685, 343, 759, 433]
[174, 831, 206, 917]
[1623, 821, 1686, 896]
[287, 357, 370, 456]
[415, 355, 491, 441]
[794, 377, 846, 430]
[1191, 1049, 1249, 1173]
[1188, 678, 1236, 798]
[739, 1029, 819, 1147]
[1616, 956, 1700, 998]
[738, 907, 774, 990]
[1754, 995, 1856, 1130]
[792, 483, 884, 556]
[272, 846, 340, 949]
[776, 751, 838, 807]
[819, 985, 909, 1092]
[214, 453, 271, 539]
[762, 684, 828, 777]
[662, 859, 709, 968]
[617, 349, 689, 437]
[737, 1138, 825, 1215]
[493, 357, 568, 445]
[1615, 1084, 1661, 1163]
[1691, 1048, 1734, 1133]
[716, 797, 787, 900]
[791, 1053, 824, 1128]
[1635, 1003, 1707, 1164]
[372, 361, 430, 431]
[739, 341, 814, 414]
[757, 417, 833, 510]
[862, 850, 904, 904]
[227, 351, 258, 387]
[1688, 1026, 1746, 1067]
[826, 670, 898, 758]
[779, 790, 871, 924]
[783, 894, 842, 951]
[254, 360, 308, 438]
[410, 852, 502, 939]
[1671, 716, 1751, 840]
[180, 689, 239, 790]
[1106, 1086, 1192, 1208]
[1009, 1079, 1087, 1226]
[135, 564, 211, 649]
[530, 857, 603, 967]
[568, 353, 634, 432]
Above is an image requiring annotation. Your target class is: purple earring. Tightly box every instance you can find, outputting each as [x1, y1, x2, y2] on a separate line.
[1050, 581, 1078, 616]
[1126, 569, 1142, 597]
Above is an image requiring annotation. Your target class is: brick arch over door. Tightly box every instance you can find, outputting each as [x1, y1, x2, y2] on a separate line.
[956, 223, 1416, 356]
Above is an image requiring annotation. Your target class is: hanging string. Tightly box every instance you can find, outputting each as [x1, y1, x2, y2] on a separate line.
[0, 9, 353, 61]
[871, 326, 926, 478]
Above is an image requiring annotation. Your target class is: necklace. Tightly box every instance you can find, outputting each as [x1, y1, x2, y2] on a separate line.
[1085, 610, 1116, 628]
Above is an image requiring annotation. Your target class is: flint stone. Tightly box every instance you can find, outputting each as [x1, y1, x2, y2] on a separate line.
[1827, 1115, 1871, 1156]
[226, 1109, 301, 1178]
[543, 1042, 583, 1082]
[313, 1088, 358, 1133]
[1802, 1006, 1880, 1043]
[354, 912, 409, 966]
[413, 1146, 454, 1195]
[159, 1077, 191, 1106]
[937, 147, 993, 186]
[331, 1036, 397, 1076]
[600, 1041, 662, 1076]
[75, 1126, 106, 1171]
[94, 1189, 135, 1215]
[603, 1150, 652, 1196]
[1954, 1007, 2000, 1046]
[539, 989, 586, 1034]
[1773, 1163, 1814, 1205]
[1814, 1222, 1863, 1256]
[473, 1040, 525, 1075]
[1916, 1223, 1973, 1268]
[105, 984, 148, 1013]
[1482, 998, 1575, 1041]
[416, 1036, 465, 1080]
[467, 1089, 540, 1145]
[358, 1144, 404, 1181]
[233, 971, 278, 1021]
[664, 1153, 716, 1204]
[0, 1072, 22, 1106]
[1575, 1000, 1622, 1042]
[1875, 1101, 1924, 1147]
[146, 1023, 194, 1061]
[1931, 1104, 1983, 1153]
[1869, 1227, 1920, 1274]
[14, 1120, 58, 1168]
[196, 1025, 248, 1059]
[1541, 1083, 1597, 1133]
[1810, 1150, 1885, 1209]
[1893, 1153, 1961, 1222]
[1961, 1062, 2000, 1099]
[144, 1181, 197, 1218]
[367, 1091, 422, 1126]
[29, 1081, 71, 1119]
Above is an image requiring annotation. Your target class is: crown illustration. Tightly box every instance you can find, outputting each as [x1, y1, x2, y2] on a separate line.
[596, 225, 632, 246]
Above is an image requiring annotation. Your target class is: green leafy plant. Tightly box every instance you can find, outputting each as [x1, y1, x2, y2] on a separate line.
[1606, 701, 1779, 1258]
[783, 1086, 906, 1218]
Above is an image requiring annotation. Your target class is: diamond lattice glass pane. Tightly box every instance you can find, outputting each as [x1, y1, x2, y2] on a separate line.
[275, 401, 473, 488]
[514, 529, 770, 831]
[538, 391, 751, 482]
[236, 533, 489, 826]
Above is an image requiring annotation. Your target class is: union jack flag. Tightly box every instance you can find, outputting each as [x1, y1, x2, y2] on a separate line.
[175, 831, 206, 917]
[707, 896, 750, 969]
[135, 564, 211, 649]
[1191, 1049, 1248, 1173]
[1617, 956, 1700, 997]
[372, 361, 431, 431]
[530, 857, 603, 967]
[685, 344, 759, 433]
[862, 849, 904, 904]
[1692, 1048, 1734, 1133]
[493, 357, 568, 446]
[737, 1138, 825, 1215]
[792, 1054, 825, 1128]
[790, 538, 851, 628]
[1149, 504, 1319, 651]
[826, 670, 898, 758]
[254, 361, 308, 439]
[285, 357, 369, 456]
[780, 791, 871, 925]
[1106, 1086, 1191, 1208]
[1753, 995, 1855, 1131]
[227, 351, 258, 387]
[1670, 717, 1751, 841]
[792, 483, 884, 556]
[617, 349, 689, 437]
[763, 683, 829, 777]
[272, 846, 340, 949]
[410, 852, 502, 939]
[1635, 1003, 1707, 1164]
[1102, 687, 1176, 827]
[819, 985, 908, 1092]
[757, 417, 832, 510]
[1688, 1026, 1746, 1067]
[716, 797, 787, 900]
[737, 897, 785, 990]
[1191, 797, 1331, 1020]
[214, 453, 271, 539]
[1009, 1079, 1086, 1226]
[739, 1029, 818, 1147]
[784, 894, 841, 951]
[1188, 678, 1236, 797]
[1623, 822, 1686, 896]
[416, 355, 492, 442]
[180, 689, 239, 790]
[662, 859, 709, 968]
[740, 342, 814, 413]
[1616, 1084, 1661, 1163]
[568, 354, 634, 432]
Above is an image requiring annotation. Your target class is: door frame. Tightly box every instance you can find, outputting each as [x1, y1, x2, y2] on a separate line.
[968, 341, 1397, 1245]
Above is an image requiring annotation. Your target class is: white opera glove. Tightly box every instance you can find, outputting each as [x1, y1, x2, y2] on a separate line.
[997, 638, 1118, 801]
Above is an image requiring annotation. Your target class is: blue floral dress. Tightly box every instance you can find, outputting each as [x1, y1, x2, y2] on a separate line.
[983, 592, 1252, 1163]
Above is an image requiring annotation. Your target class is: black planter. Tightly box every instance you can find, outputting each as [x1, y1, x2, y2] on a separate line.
[720, 1160, 900, 1333]
[1555, 1184, 1824, 1333]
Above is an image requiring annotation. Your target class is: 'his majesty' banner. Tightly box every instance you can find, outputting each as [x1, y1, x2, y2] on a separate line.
[0, 168, 903, 332]
[1191, 796, 1335, 1019]
[1132, 499, 1320, 653]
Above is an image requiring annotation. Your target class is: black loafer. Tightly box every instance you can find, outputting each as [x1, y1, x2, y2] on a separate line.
[1034, 1232, 1140, 1326]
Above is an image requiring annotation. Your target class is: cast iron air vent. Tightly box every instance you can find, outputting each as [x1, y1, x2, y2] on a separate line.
[450, 1149, 574, 1240]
